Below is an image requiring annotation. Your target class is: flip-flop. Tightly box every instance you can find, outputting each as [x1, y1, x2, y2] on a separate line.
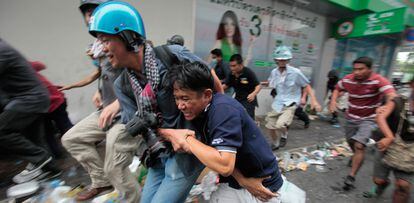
[363, 185, 386, 198]
[363, 186, 378, 198]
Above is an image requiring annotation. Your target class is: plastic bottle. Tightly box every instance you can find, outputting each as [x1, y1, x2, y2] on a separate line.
[49, 186, 73, 203]
[283, 152, 291, 171]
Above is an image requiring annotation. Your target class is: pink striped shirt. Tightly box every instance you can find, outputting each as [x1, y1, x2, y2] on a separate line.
[336, 73, 395, 121]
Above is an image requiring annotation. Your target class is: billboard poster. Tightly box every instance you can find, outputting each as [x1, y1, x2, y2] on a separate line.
[194, 0, 327, 81]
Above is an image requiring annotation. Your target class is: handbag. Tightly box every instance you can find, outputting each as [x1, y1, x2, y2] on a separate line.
[382, 98, 414, 173]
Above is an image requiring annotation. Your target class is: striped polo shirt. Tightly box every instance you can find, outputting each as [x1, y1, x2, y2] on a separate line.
[336, 73, 395, 121]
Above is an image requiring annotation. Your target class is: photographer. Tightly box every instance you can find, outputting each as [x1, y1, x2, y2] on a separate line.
[60, 0, 136, 201]
[88, 2, 223, 202]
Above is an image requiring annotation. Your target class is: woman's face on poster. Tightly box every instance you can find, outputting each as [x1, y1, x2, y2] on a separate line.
[223, 17, 236, 38]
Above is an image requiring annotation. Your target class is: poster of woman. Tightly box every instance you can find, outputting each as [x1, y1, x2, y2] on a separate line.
[211, 10, 256, 66]
[194, 0, 325, 81]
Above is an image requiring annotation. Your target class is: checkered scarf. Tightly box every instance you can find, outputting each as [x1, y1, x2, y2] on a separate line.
[127, 43, 160, 117]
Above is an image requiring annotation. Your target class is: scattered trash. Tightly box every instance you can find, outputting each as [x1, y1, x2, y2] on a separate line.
[48, 185, 72, 203]
[311, 150, 326, 159]
[315, 165, 328, 173]
[20, 180, 79, 203]
[92, 189, 122, 203]
[278, 140, 353, 172]
[332, 124, 341, 128]
[306, 159, 326, 165]
[66, 184, 84, 198]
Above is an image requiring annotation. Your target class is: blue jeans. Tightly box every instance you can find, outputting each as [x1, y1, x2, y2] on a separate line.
[140, 154, 204, 203]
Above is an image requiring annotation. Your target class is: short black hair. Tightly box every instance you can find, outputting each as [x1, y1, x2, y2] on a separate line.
[167, 61, 214, 93]
[210, 49, 222, 57]
[353, 56, 373, 69]
[229, 54, 243, 64]
[80, 4, 98, 15]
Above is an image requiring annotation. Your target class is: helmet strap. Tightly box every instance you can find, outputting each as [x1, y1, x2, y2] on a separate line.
[119, 31, 144, 53]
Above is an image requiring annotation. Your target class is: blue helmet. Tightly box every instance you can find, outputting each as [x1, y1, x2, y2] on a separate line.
[89, 1, 146, 51]
[272, 45, 292, 60]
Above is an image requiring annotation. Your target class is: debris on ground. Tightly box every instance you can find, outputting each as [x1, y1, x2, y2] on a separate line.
[278, 141, 353, 172]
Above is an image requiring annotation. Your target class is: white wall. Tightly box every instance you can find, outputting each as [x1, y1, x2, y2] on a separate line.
[314, 38, 337, 103]
[0, 0, 194, 122]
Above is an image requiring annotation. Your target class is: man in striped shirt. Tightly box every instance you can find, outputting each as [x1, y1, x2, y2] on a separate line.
[329, 56, 396, 190]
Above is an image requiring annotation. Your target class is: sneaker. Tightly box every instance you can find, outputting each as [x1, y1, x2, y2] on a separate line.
[330, 117, 339, 125]
[279, 137, 287, 148]
[363, 184, 389, 198]
[13, 157, 52, 184]
[343, 175, 355, 191]
[304, 122, 310, 129]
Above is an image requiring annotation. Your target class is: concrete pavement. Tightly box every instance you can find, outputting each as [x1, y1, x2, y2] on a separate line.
[1, 115, 413, 202]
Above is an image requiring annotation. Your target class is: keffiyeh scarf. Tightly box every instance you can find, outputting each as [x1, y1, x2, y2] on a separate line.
[127, 43, 160, 117]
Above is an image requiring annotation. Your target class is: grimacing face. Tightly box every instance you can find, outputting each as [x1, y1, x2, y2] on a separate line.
[98, 34, 129, 68]
[353, 63, 372, 81]
[173, 83, 212, 121]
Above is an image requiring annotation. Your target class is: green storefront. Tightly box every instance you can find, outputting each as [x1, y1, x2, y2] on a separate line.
[329, 0, 414, 78]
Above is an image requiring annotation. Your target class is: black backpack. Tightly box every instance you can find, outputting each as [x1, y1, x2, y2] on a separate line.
[153, 45, 183, 129]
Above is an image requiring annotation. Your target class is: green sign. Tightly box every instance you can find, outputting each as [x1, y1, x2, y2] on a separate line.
[328, 0, 369, 11]
[254, 60, 274, 67]
[334, 7, 406, 38]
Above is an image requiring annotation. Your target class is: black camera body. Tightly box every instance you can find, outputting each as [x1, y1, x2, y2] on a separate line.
[126, 112, 171, 167]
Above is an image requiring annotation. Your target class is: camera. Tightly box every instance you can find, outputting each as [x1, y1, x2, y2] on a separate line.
[126, 112, 171, 167]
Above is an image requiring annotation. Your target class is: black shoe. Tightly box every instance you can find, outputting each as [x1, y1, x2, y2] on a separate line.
[304, 122, 310, 129]
[330, 117, 339, 125]
[343, 175, 355, 191]
[279, 138, 287, 148]
[271, 143, 279, 151]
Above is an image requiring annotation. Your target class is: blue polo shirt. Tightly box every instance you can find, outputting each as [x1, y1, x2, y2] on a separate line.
[201, 93, 283, 192]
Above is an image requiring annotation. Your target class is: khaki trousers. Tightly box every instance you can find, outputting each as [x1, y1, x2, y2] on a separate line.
[62, 111, 141, 202]
[265, 106, 297, 140]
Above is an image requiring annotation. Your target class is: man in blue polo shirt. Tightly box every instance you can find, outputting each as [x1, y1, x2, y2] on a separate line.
[160, 61, 283, 202]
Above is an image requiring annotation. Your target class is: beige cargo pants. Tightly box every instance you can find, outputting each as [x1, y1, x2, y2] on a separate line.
[62, 111, 141, 202]
[265, 106, 297, 144]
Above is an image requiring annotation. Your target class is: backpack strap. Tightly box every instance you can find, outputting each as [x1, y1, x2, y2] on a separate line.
[395, 96, 408, 137]
[153, 45, 179, 70]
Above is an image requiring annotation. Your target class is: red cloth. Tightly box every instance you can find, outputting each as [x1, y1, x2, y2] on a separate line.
[30, 61, 65, 112]
[335, 73, 395, 121]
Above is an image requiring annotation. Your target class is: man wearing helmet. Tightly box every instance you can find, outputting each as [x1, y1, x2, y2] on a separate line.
[61, 0, 140, 202]
[88, 2, 223, 202]
[263, 46, 320, 150]
[166, 35, 185, 46]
